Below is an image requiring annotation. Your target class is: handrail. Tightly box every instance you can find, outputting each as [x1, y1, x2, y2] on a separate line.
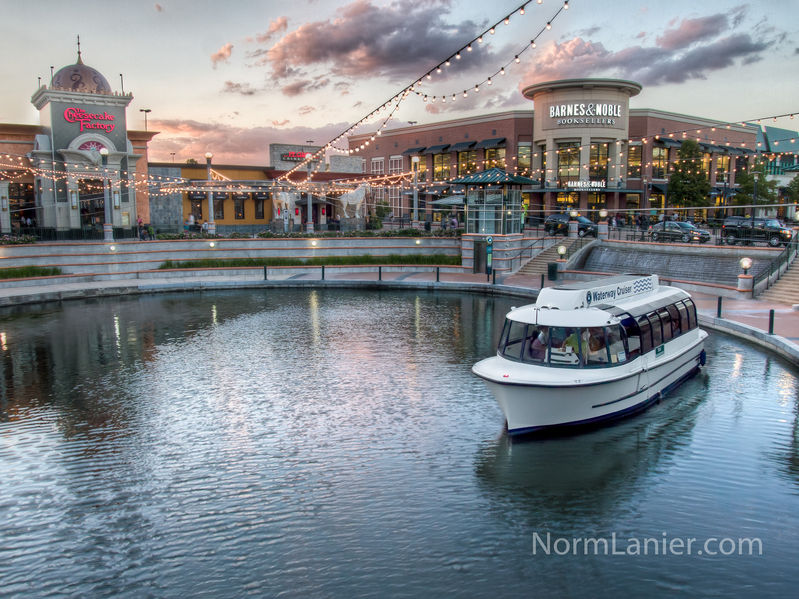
[507, 238, 546, 272]
[752, 234, 799, 297]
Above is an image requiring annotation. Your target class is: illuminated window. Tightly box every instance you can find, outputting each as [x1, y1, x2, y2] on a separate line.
[485, 147, 506, 169]
[433, 153, 450, 181]
[627, 145, 642, 178]
[517, 145, 531, 174]
[458, 150, 477, 176]
[557, 142, 580, 182]
[589, 143, 609, 180]
[652, 146, 668, 179]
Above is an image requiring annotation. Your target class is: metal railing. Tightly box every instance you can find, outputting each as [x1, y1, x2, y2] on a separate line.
[506, 238, 547, 272]
[752, 235, 799, 297]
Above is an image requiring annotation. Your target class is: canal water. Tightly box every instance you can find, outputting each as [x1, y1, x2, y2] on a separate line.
[1, 289, 797, 598]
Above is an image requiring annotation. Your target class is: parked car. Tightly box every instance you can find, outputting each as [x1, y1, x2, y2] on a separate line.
[648, 221, 711, 243]
[721, 216, 793, 247]
[544, 213, 598, 237]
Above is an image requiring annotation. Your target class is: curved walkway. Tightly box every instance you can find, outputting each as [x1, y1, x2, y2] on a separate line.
[0, 268, 796, 365]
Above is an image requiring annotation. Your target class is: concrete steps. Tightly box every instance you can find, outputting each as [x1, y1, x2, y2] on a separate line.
[517, 238, 579, 276]
[758, 263, 799, 305]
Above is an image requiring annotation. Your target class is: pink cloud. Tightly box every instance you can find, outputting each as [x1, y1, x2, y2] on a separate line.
[656, 15, 728, 50]
[256, 17, 288, 43]
[211, 43, 234, 68]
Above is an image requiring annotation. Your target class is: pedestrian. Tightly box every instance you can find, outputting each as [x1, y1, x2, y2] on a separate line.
[450, 215, 458, 229]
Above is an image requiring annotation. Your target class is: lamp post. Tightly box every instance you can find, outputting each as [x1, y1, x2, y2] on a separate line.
[139, 108, 151, 131]
[99, 148, 114, 241]
[205, 152, 216, 236]
[412, 155, 420, 225]
[738, 256, 754, 294]
[305, 152, 314, 233]
[568, 209, 579, 238]
[598, 208, 609, 240]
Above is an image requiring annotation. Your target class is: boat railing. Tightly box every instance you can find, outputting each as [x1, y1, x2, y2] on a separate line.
[752, 233, 799, 297]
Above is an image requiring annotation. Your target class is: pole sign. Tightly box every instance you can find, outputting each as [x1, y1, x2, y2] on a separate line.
[486, 236, 493, 276]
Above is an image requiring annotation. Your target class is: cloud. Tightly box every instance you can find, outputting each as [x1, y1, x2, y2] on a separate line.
[281, 78, 330, 97]
[655, 15, 728, 50]
[147, 118, 351, 165]
[272, 119, 290, 127]
[255, 17, 288, 43]
[519, 16, 773, 89]
[211, 43, 234, 68]
[154, 3, 164, 12]
[222, 81, 257, 95]
[298, 105, 315, 115]
[253, 0, 492, 82]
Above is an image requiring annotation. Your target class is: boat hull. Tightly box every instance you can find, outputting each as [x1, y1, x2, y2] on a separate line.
[474, 332, 707, 435]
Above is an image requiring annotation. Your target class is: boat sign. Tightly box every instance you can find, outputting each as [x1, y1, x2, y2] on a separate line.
[585, 275, 655, 306]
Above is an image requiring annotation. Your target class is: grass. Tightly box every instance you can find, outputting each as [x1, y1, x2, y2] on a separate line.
[159, 254, 462, 270]
[0, 266, 62, 279]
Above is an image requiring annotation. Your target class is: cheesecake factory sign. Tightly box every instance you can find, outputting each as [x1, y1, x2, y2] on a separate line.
[547, 101, 623, 128]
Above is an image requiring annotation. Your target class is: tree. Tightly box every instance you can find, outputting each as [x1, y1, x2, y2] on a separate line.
[784, 173, 799, 204]
[667, 140, 711, 207]
[186, 158, 198, 165]
[729, 161, 778, 211]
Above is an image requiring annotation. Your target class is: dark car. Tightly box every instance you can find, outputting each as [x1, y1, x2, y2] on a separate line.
[544, 213, 598, 237]
[721, 216, 794, 247]
[649, 221, 711, 243]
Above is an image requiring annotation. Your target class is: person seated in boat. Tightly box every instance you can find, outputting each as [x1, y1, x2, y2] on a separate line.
[561, 329, 587, 364]
[586, 327, 608, 364]
[527, 327, 549, 362]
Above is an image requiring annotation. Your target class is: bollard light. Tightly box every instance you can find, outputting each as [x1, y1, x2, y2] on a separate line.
[415, 239, 421, 245]
[569, 209, 578, 218]
[739, 256, 752, 274]
[109, 245, 116, 252]
[599, 209, 608, 220]
[209, 241, 216, 248]
[311, 240, 318, 247]
[557, 244, 567, 256]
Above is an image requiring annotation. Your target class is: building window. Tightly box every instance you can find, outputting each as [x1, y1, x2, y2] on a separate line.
[716, 155, 730, 183]
[255, 198, 264, 219]
[410, 156, 427, 182]
[433, 153, 450, 181]
[540, 144, 548, 182]
[214, 196, 225, 220]
[388, 185, 401, 215]
[361, 159, 367, 173]
[389, 155, 403, 174]
[517, 146, 531, 174]
[234, 196, 245, 219]
[701, 152, 712, 180]
[556, 192, 579, 207]
[627, 145, 642, 178]
[589, 143, 609, 180]
[652, 146, 668, 179]
[485, 147, 506, 169]
[557, 142, 580, 183]
[458, 150, 477, 176]
[587, 192, 605, 218]
[191, 199, 203, 221]
[371, 158, 384, 175]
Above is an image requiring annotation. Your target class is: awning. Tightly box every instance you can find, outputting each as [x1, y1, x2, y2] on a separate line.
[449, 141, 476, 152]
[188, 191, 206, 200]
[424, 144, 450, 154]
[475, 137, 506, 149]
[650, 183, 668, 194]
[430, 195, 465, 206]
[402, 146, 426, 155]
[659, 139, 682, 149]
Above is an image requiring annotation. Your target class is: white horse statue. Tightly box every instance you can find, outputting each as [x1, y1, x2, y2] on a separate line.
[337, 184, 368, 218]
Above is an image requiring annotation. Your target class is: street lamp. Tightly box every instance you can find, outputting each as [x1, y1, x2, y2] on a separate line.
[305, 152, 314, 233]
[739, 256, 753, 275]
[140, 108, 151, 131]
[99, 148, 114, 241]
[205, 152, 216, 236]
[412, 155, 420, 223]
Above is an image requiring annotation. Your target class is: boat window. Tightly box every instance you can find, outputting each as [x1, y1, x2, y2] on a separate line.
[586, 327, 611, 367]
[548, 326, 584, 367]
[605, 324, 628, 364]
[683, 298, 697, 329]
[676, 301, 690, 333]
[522, 325, 550, 365]
[620, 314, 641, 360]
[667, 304, 682, 337]
[658, 308, 672, 343]
[637, 316, 652, 354]
[499, 320, 527, 361]
[649, 313, 663, 347]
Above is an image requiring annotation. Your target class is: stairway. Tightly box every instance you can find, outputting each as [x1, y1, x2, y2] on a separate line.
[517, 238, 580, 276]
[758, 261, 799, 306]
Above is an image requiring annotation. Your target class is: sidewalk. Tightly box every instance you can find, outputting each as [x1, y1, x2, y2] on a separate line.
[0, 269, 796, 363]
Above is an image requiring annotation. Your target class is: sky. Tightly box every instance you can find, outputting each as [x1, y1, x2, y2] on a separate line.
[1, 0, 798, 165]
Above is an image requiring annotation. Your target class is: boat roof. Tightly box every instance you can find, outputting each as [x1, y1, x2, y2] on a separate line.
[536, 274, 659, 311]
[506, 305, 618, 327]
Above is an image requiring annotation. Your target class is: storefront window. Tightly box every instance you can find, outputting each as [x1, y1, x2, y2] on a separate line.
[627, 145, 642, 178]
[589, 143, 609, 180]
[458, 150, 477, 176]
[433, 153, 450, 181]
[652, 146, 668, 179]
[556, 192, 579, 208]
[716, 155, 730, 184]
[414, 157, 427, 182]
[485, 147, 506, 169]
[517, 146, 531, 174]
[649, 193, 665, 211]
[214, 192, 226, 220]
[557, 143, 580, 183]
[255, 198, 264, 219]
[587, 192, 605, 220]
[191, 200, 203, 221]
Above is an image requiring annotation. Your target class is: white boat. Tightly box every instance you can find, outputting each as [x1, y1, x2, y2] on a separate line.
[472, 274, 708, 435]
